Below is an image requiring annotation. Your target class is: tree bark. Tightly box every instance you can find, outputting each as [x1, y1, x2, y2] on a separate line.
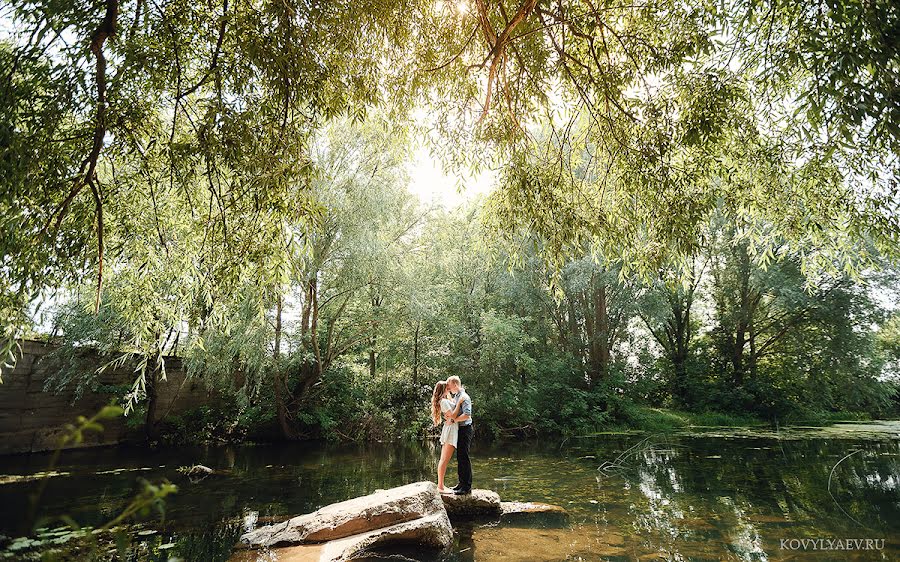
[274, 371, 294, 440]
[368, 292, 382, 379]
[586, 274, 609, 386]
[145, 363, 159, 441]
[274, 293, 282, 358]
[732, 244, 752, 386]
[412, 321, 420, 384]
[670, 294, 689, 402]
[596, 281, 610, 380]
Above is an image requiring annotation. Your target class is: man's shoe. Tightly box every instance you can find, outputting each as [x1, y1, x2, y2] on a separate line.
[453, 488, 472, 495]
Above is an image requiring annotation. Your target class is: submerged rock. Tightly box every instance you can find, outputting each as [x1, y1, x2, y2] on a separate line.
[500, 501, 569, 525]
[500, 501, 568, 516]
[440, 489, 501, 516]
[240, 481, 447, 548]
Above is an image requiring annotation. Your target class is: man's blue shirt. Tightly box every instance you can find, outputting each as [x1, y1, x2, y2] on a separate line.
[452, 390, 473, 426]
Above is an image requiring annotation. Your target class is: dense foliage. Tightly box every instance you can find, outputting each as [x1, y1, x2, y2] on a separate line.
[1, 0, 898, 440]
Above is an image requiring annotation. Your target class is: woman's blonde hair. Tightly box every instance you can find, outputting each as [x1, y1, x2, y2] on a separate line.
[431, 380, 448, 426]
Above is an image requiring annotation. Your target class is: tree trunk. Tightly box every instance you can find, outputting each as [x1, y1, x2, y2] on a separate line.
[300, 278, 314, 338]
[596, 281, 610, 380]
[671, 297, 689, 403]
[732, 327, 746, 386]
[749, 318, 758, 378]
[586, 275, 609, 386]
[584, 294, 598, 384]
[732, 244, 752, 387]
[412, 322, 419, 384]
[274, 293, 282, 358]
[274, 371, 295, 440]
[567, 297, 582, 366]
[145, 364, 159, 441]
[369, 292, 381, 379]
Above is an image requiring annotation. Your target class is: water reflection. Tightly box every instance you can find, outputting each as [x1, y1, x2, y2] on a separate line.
[0, 430, 897, 560]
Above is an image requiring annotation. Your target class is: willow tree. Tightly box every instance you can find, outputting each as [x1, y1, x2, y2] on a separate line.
[269, 117, 418, 437]
[409, 0, 899, 279]
[3, 0, 897, 381]
[0, 0, 418, 377]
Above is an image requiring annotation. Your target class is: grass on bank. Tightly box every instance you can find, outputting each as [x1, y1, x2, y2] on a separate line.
[605, 407, 879, 433]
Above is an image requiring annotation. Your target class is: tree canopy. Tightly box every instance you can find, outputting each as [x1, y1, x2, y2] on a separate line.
[1, 0, 898, 432]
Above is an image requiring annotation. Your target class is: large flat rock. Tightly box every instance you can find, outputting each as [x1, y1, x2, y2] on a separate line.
[440, 489, 501, 516]
[240, 481, 445, 547]
[320, 511, 453, 561]
[232, 512, 453, 562]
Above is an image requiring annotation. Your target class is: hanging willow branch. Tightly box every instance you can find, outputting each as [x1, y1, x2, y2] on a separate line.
[42, 0, 118, 314]
[473, 0, 537, 122]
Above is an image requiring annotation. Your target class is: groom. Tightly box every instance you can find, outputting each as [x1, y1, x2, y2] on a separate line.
[444, 375, 473, 495]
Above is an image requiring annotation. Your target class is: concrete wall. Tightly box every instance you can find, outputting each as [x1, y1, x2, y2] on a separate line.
[0, 339, 216, 455]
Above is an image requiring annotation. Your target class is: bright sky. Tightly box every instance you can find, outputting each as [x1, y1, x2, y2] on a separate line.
[405, 147, 497, 209]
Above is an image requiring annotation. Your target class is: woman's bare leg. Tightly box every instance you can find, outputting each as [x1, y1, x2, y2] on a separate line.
[438, 443, 455, 491]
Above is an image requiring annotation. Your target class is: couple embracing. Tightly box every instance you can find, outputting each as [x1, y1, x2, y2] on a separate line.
[430, 376, 473, 495]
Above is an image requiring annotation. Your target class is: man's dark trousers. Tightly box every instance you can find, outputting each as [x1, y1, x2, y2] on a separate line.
[457, 424, 474, 490]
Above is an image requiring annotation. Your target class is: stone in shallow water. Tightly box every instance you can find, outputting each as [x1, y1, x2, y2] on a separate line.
[499, 501, 568, 527]
[230, 544, 323, 562]
[232, 512, 452, 562]
[240, 481, 446, 548]
[500, 501, 567, 516]
[440, 489, 501, 516]
[319, 511, 452, 561]
[470, 526, 618, 561]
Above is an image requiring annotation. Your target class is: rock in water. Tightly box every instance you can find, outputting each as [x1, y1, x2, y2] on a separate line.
[233, 513, 453, 562]
[500, 501, 568, 515]
[233, 482, 565, 561]
[240, 481, 448, 548]
[500, 501, 569, 526]
[440, 489, 501, 516]
[319, 511, 452, 562]
[178, 464, 214, 480]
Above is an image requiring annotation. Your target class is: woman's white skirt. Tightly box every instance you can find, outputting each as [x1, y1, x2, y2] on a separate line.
[440, 422, 458, 447]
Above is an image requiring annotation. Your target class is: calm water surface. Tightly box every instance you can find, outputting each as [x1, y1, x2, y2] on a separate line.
[1, 423, 898, 561]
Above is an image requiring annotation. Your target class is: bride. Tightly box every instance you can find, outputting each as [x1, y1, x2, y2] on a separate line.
[431, 380, 464, 492]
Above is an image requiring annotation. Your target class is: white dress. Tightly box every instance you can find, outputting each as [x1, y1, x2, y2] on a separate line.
[439, 398, 458, 447]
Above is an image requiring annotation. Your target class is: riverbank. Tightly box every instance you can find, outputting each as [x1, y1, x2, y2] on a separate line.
[610, 406, 887, 433]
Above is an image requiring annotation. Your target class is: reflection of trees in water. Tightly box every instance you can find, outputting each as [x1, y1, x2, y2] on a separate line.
[625, 446, 711, 559]
[220, 441, 438, 517]
[3, 436, 898, 559]
[606, 436, 900, 559]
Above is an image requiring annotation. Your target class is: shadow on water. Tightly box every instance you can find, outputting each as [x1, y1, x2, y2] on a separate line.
[0, 425, 898, 560]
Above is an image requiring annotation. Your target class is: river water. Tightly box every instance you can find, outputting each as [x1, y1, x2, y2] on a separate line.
[1, 422, 898, 560]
